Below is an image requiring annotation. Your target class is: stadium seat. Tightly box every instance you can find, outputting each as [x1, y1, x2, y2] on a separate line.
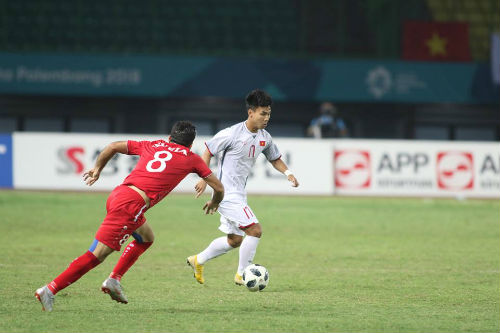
[24, 117, 65, 132]
[0, 117, 18, 132]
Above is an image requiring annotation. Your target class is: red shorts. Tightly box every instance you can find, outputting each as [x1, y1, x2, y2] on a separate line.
[95, 185, 149, 251]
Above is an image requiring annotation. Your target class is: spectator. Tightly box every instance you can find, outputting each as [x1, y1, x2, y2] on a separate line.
[307, 102, 348, 138]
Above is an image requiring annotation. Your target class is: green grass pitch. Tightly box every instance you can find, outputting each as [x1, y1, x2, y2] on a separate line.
[0, 190, 498, 332]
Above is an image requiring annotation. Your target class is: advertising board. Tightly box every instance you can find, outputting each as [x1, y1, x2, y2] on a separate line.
[11, 133, 499, 198]
[12, 133, 332, 195]
[334, 140, 500, 198]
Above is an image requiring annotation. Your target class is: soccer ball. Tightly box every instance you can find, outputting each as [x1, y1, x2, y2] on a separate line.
[242, 264, 269, 292]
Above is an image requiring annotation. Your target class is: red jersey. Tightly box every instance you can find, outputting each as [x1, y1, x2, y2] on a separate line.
[122, 140, 212, 207]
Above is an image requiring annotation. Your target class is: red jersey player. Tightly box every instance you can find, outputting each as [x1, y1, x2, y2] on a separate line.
[35, 121, 224, 312]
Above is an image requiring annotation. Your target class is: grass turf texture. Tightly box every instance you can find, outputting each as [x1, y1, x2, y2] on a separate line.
[0, 191, 498, 333]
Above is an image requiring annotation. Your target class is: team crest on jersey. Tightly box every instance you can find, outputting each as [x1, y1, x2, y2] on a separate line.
[259, 141, 266, 146]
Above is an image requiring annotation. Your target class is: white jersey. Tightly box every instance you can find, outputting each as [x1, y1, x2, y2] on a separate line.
[206, 121, 281, 203]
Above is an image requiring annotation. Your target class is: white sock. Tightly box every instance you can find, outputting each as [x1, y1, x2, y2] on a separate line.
[197, 236, 234, 264]
[237, 236, 260, 275]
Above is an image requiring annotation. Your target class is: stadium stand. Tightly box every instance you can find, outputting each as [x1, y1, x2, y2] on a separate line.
[0, 1, 497, 139]
[0, 0, 300, 57]
[0, 0, 496, 61]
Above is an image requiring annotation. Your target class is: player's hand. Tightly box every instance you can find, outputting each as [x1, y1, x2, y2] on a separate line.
[83, 168, 100, 186]
[288, 174, 299, 187]
[202, 200, 219, 215]
[195, 179, 208, 198]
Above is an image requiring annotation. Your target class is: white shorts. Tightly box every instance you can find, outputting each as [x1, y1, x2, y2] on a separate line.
[218, 202, 259, 236]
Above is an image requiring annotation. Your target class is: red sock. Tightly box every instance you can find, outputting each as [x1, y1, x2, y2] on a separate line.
[48, 251, 101, 295]
[109, 240, 153, 281]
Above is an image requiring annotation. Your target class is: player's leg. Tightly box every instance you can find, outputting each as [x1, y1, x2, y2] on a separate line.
[35, 185, 145, 311]
[227, 233, 243, 247]
[197, 233, 242, 264]
[50, 240, 112, 292]
[109, 222, 154, 281]
[231, 204, 261, 285]
[97, 184, 150, 303]
[92, 241, 116, 260]
[235, 223, 262, 285]
[187, 215, 243, 284]
[238, 223, 262, 273]
[104, 222, 154, 302]
[35, 240, 113, 312]
[187, 234, 238, 284]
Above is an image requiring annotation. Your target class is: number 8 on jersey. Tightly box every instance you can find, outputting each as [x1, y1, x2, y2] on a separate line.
[146, 151, 173, 172]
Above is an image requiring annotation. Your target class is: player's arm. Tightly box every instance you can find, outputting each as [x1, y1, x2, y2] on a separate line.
[194, 148, 213, 198]
[201, 173, 224, 215]
[83, 141, 128, 186]
[270, 158, 299, 187]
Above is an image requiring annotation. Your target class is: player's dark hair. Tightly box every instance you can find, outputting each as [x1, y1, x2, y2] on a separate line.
[170, 121, 196, 147]
[245, 89, 272, 110]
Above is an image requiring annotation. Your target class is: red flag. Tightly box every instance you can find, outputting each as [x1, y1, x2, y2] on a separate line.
[402, 21, 471, 62]
[259, 141, 265, 146]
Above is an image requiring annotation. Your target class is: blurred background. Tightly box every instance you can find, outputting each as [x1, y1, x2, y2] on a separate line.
[0, 0, 498, 140]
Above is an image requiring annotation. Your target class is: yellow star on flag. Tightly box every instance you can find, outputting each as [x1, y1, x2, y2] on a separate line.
[426, 33, 447, 56]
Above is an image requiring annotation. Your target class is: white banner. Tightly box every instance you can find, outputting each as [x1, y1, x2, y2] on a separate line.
[183, 137, 333, 196]
[12, 133, 499, 198]
[13, 133, 332, 195]
[334, 140, 500, 198]
[14, 132, 155, 191]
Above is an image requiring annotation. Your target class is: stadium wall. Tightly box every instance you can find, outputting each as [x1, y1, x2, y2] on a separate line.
[3, 133, 499, 198]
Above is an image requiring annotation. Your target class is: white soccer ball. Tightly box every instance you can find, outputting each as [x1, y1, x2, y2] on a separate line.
[242, 264, 269, 292]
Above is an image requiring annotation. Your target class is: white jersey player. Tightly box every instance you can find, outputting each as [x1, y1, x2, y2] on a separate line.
[187, 89, 299, 285]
